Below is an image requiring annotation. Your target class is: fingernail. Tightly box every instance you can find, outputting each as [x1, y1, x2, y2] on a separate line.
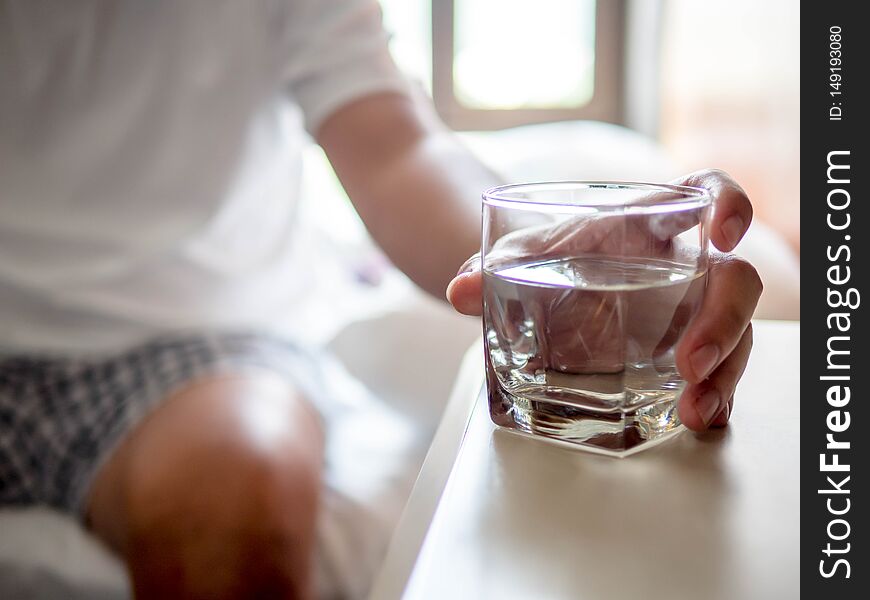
[719, 401, 731, 423]
[696, 389, 721, 427]
[456, 253, 481, 276]
[709, 401, 731, 427]
[690, 344, 720, 380]
[721, 215, 744, 247]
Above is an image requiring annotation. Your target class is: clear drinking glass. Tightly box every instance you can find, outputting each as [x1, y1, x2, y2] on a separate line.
[482, 182, 712, 456]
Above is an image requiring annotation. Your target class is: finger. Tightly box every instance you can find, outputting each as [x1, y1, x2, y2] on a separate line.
[710, 394, 734, 428]
[675, 169, 753, 252]
[678, 324, 752, 430]
[651, 274, 706, 366]
[446, 253, 483, 316]
[675, 253, 762, 384]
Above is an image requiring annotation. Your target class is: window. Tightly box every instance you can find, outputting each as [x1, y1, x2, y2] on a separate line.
[451, 0, 597, 111]
[436, 0, 624, 130]
[381, 0, 626, 131]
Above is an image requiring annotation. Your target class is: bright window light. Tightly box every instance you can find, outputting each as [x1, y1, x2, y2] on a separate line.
[453, 0, 596, 109]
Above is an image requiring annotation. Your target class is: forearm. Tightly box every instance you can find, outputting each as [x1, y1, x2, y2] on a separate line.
[317, 92, 501, 298]
[355, 129, 498, 296]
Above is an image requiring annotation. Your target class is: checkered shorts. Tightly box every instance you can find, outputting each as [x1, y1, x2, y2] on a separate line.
[0, 332, 335, 514]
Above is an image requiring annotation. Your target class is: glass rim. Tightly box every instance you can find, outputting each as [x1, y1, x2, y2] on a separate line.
[482, 180, 712, 213]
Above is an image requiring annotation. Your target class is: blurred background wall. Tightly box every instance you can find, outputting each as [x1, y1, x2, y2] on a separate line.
[660, 0, 800, 254]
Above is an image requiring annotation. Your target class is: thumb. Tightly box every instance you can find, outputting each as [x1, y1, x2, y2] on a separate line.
[446, 253, 483, 316]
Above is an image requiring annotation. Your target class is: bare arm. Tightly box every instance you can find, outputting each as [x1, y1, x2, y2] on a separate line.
[315, 91, 500, 298]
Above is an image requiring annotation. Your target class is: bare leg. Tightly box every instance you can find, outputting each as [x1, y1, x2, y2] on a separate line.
[84, 371, 324, 600]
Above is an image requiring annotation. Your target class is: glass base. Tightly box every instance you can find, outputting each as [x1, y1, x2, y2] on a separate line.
[487, 381, 685, 457]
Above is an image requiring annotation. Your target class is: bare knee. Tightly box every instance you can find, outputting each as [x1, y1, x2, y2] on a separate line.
[127, 447, 321, 599]
[88, 373, 324, 600]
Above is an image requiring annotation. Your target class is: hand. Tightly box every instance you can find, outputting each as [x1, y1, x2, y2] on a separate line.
[446, 170, 762, 432]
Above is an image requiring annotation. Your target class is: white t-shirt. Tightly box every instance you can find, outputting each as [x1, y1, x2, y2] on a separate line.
[0, 0, 407, 354]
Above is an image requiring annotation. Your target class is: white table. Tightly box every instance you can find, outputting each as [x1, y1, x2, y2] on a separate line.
[371, 320, 800, 600]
